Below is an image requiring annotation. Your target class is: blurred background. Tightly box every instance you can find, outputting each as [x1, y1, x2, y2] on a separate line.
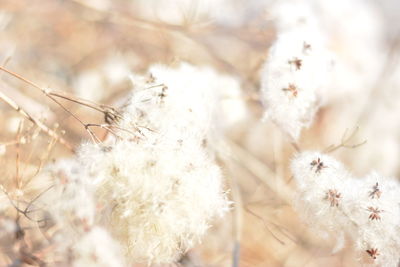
[1, 0, 400, 266]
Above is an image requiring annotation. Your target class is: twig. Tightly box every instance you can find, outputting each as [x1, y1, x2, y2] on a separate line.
[0, 65, 144, 146]
[324, 127, 367, 153]
[290, 142, 301, 153]
[24, 137, 57, 189]
[0, 90, 75, 152]
[244, 207, 286, 246]
[224, 161, 243, 267]
[0, 65, 117, 144]
[0, 184, 53, 225]
[47, 90, 123, 122]
[232, 241, 240, 267]
[244, 201, 297, 243]
[15, 121, 23, 190]
[71, 0, 247, 78]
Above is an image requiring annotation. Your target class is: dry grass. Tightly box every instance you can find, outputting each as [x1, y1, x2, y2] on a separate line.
[0, 1, 398, 266]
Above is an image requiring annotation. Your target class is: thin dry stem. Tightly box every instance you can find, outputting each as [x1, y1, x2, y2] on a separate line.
[244, 207, 287, 246]
[0, 90, 74, 152]
[223, 161, 243, 267]
[15, 121, 23, 190]
[0, 184, 53, 225]
[24, 137, 57, 189]
[226, 140, 292, 205]
[0, 66, 122, 144]
[324, 127, 367, 153]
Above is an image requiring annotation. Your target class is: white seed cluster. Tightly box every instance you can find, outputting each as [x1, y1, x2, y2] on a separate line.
[292, 152, 400, 266]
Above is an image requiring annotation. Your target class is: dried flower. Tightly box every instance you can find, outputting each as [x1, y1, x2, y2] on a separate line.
[326, 189, 341, 207]
[282, 83, 298, 97]
[288, 57, 302, 70]
[310, 157, 328, 173]
[369, 182, 382, 199]
[366, 248, 380, 260]
[367, 207, 382, 221]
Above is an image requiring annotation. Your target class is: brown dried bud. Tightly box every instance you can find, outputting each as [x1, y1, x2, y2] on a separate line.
[310, 158, 327, 173]
[288, 57, 303, 70]
[282, 83, 298, 97]
[369, 182, 382, 199]
[368, 207, 383, 221]
[366, 248, 380, 259]
[326, 189, 341, 207]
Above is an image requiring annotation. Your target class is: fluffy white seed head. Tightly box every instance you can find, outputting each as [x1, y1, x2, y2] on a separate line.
[79, 140, 228, 263]
[72, 226, 125, 267]
[76, 63, 230, 264]
[38, 62, 230, 264]
[291, 152, 353, 239]
[123, 62, 246, 146]
[261, 30, 332, 140]
[352, 172, 400, 266]
[122, 63, 218, 145]
[291, 152, 400, 265]
[37, 159, 96, 234]
[34, 159, 101, 265]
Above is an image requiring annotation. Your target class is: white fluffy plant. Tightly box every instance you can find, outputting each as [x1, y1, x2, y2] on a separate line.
[33, 159, 125, 266]
[36, 63, 233, 265]
[76, 63, 230, 264]
[261, 0, 333, 140]
[71, 227, 125, 267]
[291, 151, 400, 266]
[35, 158, 125, 266]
